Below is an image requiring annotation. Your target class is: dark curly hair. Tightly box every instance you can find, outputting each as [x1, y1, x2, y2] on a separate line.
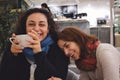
[15, 8, 59, 42]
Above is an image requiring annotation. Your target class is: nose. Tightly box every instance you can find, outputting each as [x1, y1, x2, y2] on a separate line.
[34, 25, 39, 31]
[64, 48, 70, 57]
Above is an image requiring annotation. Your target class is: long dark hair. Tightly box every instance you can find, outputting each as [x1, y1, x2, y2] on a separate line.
[58, 27, 98, 58]
[15, 8, 59, 41]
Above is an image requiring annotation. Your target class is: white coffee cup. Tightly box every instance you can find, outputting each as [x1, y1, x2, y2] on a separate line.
[9, 34, 33, 47]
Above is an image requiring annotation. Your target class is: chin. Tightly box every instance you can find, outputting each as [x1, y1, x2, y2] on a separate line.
[74, 57, 80, 60]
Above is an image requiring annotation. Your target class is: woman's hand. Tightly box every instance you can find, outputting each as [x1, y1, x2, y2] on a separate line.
[27, 30, 42, 54]
[10, 33, 24, 56]
[48, 76, 62, 80]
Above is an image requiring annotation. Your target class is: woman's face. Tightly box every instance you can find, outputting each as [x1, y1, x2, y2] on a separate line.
[58, 39, 80, 60]
[26, 13, 49, 41]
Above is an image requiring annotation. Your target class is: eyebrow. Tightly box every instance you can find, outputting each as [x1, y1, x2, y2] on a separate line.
[28, 20, 46, 23]
[28, 20, 34, 22]
[39, 21, 46, 23]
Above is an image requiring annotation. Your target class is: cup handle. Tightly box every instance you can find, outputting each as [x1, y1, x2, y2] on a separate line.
[9, 37, 16, 45]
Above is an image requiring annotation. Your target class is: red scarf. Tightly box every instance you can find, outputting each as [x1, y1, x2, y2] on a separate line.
[75, 41, 100, 71]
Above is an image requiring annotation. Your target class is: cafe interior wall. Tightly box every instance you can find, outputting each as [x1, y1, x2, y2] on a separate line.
[25, 0, 114, 44]
[25, 0, 111, 27]
[77, 0, 110, 27]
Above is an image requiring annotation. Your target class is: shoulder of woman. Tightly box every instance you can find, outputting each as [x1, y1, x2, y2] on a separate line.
[96, 43, 120, 61]
[96, 43, 116, 54]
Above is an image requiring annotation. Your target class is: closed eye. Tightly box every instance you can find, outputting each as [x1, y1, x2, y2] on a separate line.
[39, 24, 46, 27]
[64, 42, 70, 49]
[29, 23, 35, 26]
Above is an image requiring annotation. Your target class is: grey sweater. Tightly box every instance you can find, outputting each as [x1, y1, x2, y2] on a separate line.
[79, 43, 120, 80]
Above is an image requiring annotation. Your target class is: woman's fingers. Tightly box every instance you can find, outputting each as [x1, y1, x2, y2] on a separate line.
[28, 30, 39, 40]
[26, 36, 41, 53]
[11, 44, 24, 54]
[10, 33, 23, 54]
[48, 76, 62, 80]
[26, 32, 41, 53]
[26, 38, 39, 45]
[12, 33, 16, 37]
[27, 43, 41, 54]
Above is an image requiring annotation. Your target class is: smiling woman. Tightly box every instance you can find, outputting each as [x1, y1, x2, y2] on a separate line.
[58, 40, 80, 60]
[57, 26, 120, 80]
[0, 8, 69, 80]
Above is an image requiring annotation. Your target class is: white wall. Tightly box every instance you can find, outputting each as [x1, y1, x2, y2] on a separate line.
[27, 0, 111, 27]
[77, 0, 110, 27]
[48, 0, 111, 27]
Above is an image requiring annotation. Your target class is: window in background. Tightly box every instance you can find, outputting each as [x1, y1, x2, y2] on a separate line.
[50, 5, 77, 19]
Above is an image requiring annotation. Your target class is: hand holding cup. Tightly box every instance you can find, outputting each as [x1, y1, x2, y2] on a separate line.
[10, 34, 33, 55]
[9, 34, 33, 47]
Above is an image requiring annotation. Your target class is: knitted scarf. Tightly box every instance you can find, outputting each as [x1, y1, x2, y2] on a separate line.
[23, 35, 54, 63]
[75, 41, 100, 71]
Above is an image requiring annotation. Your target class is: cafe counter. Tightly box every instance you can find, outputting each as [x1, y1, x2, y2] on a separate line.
[55, 19, 90, 34]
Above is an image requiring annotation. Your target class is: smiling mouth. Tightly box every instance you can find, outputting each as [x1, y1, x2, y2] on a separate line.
[39, 33, 42, 36]
[38, 33, 42, 37]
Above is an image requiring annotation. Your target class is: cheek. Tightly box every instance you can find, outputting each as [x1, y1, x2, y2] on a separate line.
[26, 26, 32, 33]
[75, 44, 80, 53]
[77, 52, 80, 57]
[77, 49, 80, 59]
[74, 46, 80, 58]
[77, 49, 80, 57]
[43, 28, 49, 34]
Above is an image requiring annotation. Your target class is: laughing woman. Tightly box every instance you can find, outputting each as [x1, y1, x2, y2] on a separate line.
[57, 27, 120, 80]
[0, 8, 69, 80]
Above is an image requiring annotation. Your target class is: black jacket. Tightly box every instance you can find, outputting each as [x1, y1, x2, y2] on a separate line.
[0, 43, 69, 80]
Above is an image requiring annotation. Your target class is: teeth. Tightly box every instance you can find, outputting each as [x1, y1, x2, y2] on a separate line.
[39, 34, 42, 37]
[39, 33, 41, 35]
[70, 53, 74, 57]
